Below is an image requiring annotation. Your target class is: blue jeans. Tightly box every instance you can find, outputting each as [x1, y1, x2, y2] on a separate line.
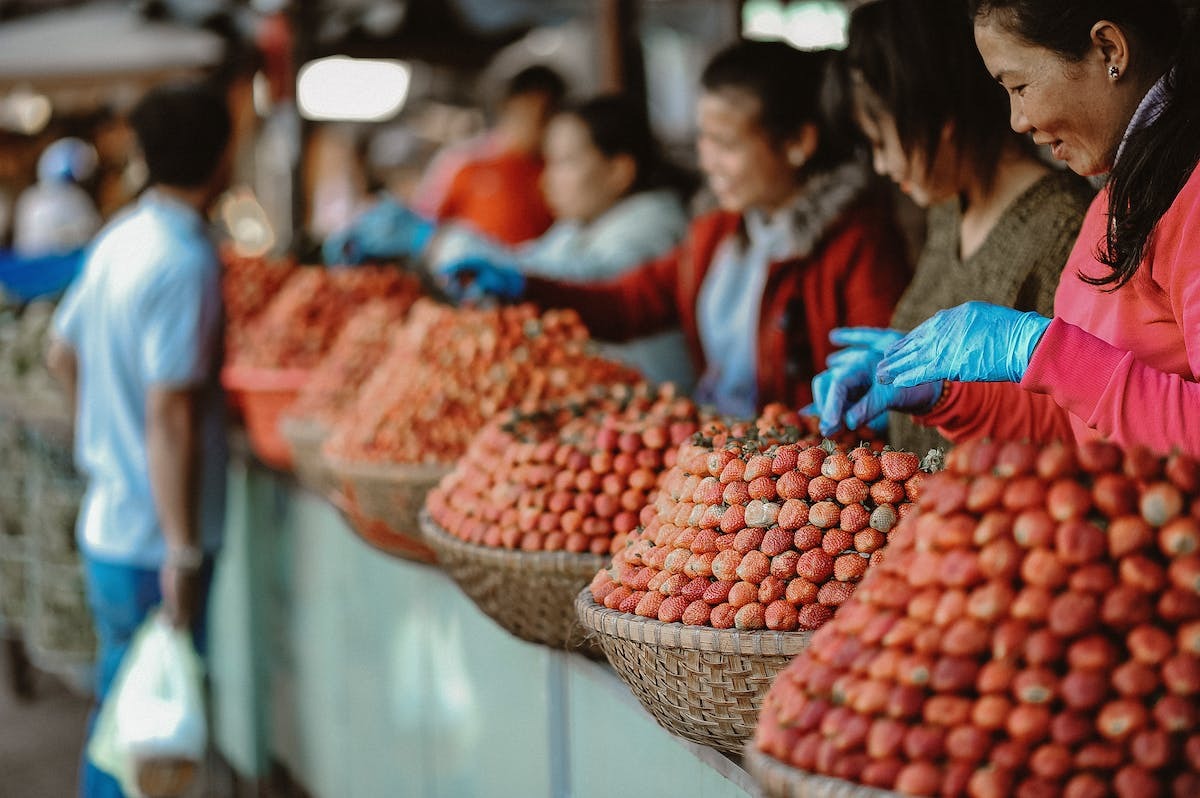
[79, 556, 214, 798]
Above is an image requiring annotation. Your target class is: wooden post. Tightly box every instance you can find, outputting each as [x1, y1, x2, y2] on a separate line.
[596, 0, 646, 107]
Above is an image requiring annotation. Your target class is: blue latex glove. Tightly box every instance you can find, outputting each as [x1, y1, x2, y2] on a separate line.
[844, 379, 944, 431]
[322, 196, 436, 265]
[804, 327, 902, 435]
[440, 257, 526, 304]
[877, 301, 1052, 388]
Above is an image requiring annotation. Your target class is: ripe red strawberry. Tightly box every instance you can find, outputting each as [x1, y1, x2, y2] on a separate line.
[718, 456, 746, 484]
[770, 550, 800, 580]
[1013, 668, 1058, 704]
[776, 470, 809, 500]
[635, 591, 665, 617]
[972, 695, 1014, 730]
[778, 499, 809, 531]
[722, 480, 751, 506]
[822, 528, 854, 556]
[1153, 693, 1198, 731]
[1002, 476, 1047, 511]
[1076, 439, 1122, 474]
[1130, 728, 1171, 770]
[759, 527, 793, 557]
[709, 602, 736, 629]
[618, 590, 644, 614]
[786, 577, 819, 605]
[794, 525, 823, 551]
[702, 579, 735, 605]
[1169, 555, 1200, 594]
[809, 501, 841, 529]
[839, 503, 871, 533]
[728, 581, 759, 608]
[1013, 509, 1055, 548]
[979, 538, 1022, 580]
[1035, 439, 1078, 480]
[1093, 472, 1138, 517]
[1160, 516, 1200, 556]
[1162, 652, 1200, 694]
[807, 476, 838, 502]
[817, 580, 855, 607]
[976, 660, 1017, 694]
[834, 553, 868, 582]
[854, 528, 886, 554]
[604, 585, 633, 610]
[1029, 743, 1073, 781]
[1047, 590, 1099, 637]
[690, 528, 720, 554]
[1121, 553, 1168, 592]
[869, 479, 906, 505]
[734, 602, 767, 629]
[733, 526, 764, 553]
[758, 575, 786, 604]
[748, 476, 777, 501]
[771, 444, 799, 475]
[1050, 711, 1095, 747]
[1075, 742, 1125, 769]
[1006, 703, 1052, 743]
[1112, 661, 1159, 697]
[796, 604, 835, 628]
[736, 550, 771, 583]
[1011, 586, 1054, 622]
[744, 454, 774, 481]
[1166, 452, 1200, 493]
[680, 576, 712, 603]
[681, 599, 711, 626]
[765, 600, 799, 631]
[1021, 548, 1068, 588]
[894, 763, 942, 797]
[821, 452, 853, 481]
[1109, 514, 1155, 557]
[706, 449, 737, 478]
[1098, 699, 1148, 740]
[796, 446, 827, 477]
[1047, 479, 1093, 521]
[880, 450, 919, 481]
[1022, 629, 1065, 666]
[1069, 562, 1117, 594]
[1102, 585, 1155, 628]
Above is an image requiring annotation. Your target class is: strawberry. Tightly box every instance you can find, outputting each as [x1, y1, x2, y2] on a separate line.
[1035, 439, 1078, 480]
[634, 590, 665, 618]
[1162, 653, 1200, 694]
[690, 528, 720, 554]
[1098, 699, 1148, 740]
[854, 528, 886, 554]
[979, 538, 1023, 580]
[709, 602, 736, 629]
[1169, 555, 1200, 594]
[722, 480, 751, 506]
[1128, 624, 1174, 664]
[718, 456, 746, 484]
[1047, 591, 1099, 637]
[765, 600, 799, 631]
[1047, 479, 1093, 521]
[1075, 742, 1125, 769]
[1160, 516, 1200, 556]
[894, 763, 942, 797]
[745, 499, 781, 528]
[734, 602, 767, 629]
[886, 683, 926, 720]
[618, 590, 644, 614]
[1056, 519, 1107, 564]
[834, 553, 868, 582]
[1114, 767, 1161, 798]
[1002, 476, 1047, 512]
[822, 528, 854, 556]
[728, 581, 759, 608]
[860, 760, 903, 791]
[744, 454, 775, 482]
[1050, 711, 1095, 746]
[736, 550, 771, 583]
[604, 586, 632, 610]
[706, 449, 737, 478]
[1166, 452, 1200, 493]
[1011, 586, 1054, 622]
[1023, 629, 1065, 666]
[657, 594, 690, 623]
[796, 446, 827, 477]
[839, 503, 871, 533]
[681, 599, 711, 626]
[902, 725, 946, 761]
[1013, 509, 1055, 548]
[1076, 439, 1122, 474]
[758, 527, 792, 557]
[1101, 585, 1155, 628]
[793, 524, 823, 551]
[733, 526, 765, 553]
[967, 474, 1007, 512]
[748, 475, 777, 501]
[1109, 514, 1155, 558]
[1006, 703, 1052, 743]
[817, 580, 855, 607]
[1029, 743, 1073, 781]
[1021, 548, 1068, 588]
[1120, 553, 1168, 592]
[976, 660, 1017, 694]
[1093, 472, 1138, 517]
[869, 479, 907, 505]
[680, 576, 712, 603]
[807, 476, 838, 502]
[771, 550, 800, 580]
[880, 450, 919, 481]
[940, 549, 984, 589]
[1130, 728, 1171, 770]
[1112, 661, 1159, 697]
[809, 501, 841, 529]
[972, 695, 1013, 730]
[1013, 668, 1058, 704]
[776, 470, 809, 500]
[758, 575, 786, 604]
[1069, 562, 1117, 594]
[1159, 586, 1200, 621]
[785, 578, 819, 605]
[967, 581, 1015, 623]
[1141, 481, 1184, 527]
[1153, 693, 1198, 731]
[923, 695, 972, 727]
[868, 504, 897, 534]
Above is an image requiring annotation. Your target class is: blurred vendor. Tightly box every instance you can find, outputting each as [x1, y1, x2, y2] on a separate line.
[14, 137, 102, 256]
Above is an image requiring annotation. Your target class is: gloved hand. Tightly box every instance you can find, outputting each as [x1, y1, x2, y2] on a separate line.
[804, 327, 902, 435]
[322, 196, 436, 265]
[877, 301, 1052, 388]
[843, 379, 944, 431]
[440, 257, 526, 304]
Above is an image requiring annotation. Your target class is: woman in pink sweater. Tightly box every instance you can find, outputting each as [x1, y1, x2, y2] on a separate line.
[816, 0, 1200, 456]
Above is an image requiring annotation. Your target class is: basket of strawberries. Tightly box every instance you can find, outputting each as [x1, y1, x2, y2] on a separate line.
[575, 407, 929, 753]
[747, 438, 1200, 798]
[421, 383, 705, 651]
[324, 301, 640, 563]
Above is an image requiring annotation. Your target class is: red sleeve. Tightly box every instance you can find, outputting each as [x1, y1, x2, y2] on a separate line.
[916, 380, 1075, 445]
[524, 245, 683, 342]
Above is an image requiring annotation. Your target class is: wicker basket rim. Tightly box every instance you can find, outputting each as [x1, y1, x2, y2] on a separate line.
[419, 509, 611, 573]
[324, 455, 453, 480]
[574, 588, 812, 655]
[743, 746, 902, 798]
[278, 415, 332, 439]
[220, 363, 312, 388]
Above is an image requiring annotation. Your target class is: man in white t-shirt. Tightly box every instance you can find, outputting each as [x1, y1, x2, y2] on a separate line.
[46, 82, 231, 798]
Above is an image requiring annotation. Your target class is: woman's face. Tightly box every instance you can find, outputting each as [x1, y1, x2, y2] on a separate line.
[854, 94, 958, 208]
[541, 114, 630, 223]
[974, 19, 1131, 176]
[696, 88, 801, 214]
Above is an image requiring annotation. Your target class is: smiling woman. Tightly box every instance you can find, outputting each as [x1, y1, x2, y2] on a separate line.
[818, 0, 1200, 456]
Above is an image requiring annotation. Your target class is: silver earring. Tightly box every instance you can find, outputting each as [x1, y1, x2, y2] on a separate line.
[1108, 65, 1120, 79]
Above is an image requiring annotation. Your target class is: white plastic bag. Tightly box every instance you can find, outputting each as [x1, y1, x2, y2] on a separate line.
[88, 610, 207, 797]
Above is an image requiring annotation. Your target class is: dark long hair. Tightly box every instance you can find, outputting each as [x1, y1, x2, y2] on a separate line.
[700, 40, 862, 178]
[847, 0, 1025, 194]
[971, 0, 1196, 289]
[563, 94, 674, 196]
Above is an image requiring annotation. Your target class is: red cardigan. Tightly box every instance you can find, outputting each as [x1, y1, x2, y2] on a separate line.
[525, 191, 911, 408]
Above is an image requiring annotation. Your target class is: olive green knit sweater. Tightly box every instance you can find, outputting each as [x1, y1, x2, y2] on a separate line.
[887, 169, 1096, 456]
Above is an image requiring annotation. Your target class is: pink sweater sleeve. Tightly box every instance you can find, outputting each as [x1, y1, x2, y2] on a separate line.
[1020, 318, 1200, 455]
[915, 380, 1075, 445]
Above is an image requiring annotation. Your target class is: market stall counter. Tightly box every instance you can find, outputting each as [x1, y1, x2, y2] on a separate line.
[207, 451, 762, 797]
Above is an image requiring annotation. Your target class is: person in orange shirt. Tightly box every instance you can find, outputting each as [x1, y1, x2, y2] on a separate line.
[418, 65, 566, 245]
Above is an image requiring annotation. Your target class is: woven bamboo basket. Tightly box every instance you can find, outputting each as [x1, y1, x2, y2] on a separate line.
[575, 590, 812, 754]
[325, 456, 450, 562]
[278, 417, 334, 495]
[419, 510, 608, 653]
[744, 746, 903, 798]
[328, 488, 437, 564]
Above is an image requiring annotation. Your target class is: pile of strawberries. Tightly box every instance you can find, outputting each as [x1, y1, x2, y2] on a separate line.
[755, 438, 1200, 797]
[426, 383, 706, 555]
[323, 302, 640, 466]
[587, 410, 925, 632]
[284, 298, 411, 427]
[220, 247, 296, 356]
[229, 265, 422, 370]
